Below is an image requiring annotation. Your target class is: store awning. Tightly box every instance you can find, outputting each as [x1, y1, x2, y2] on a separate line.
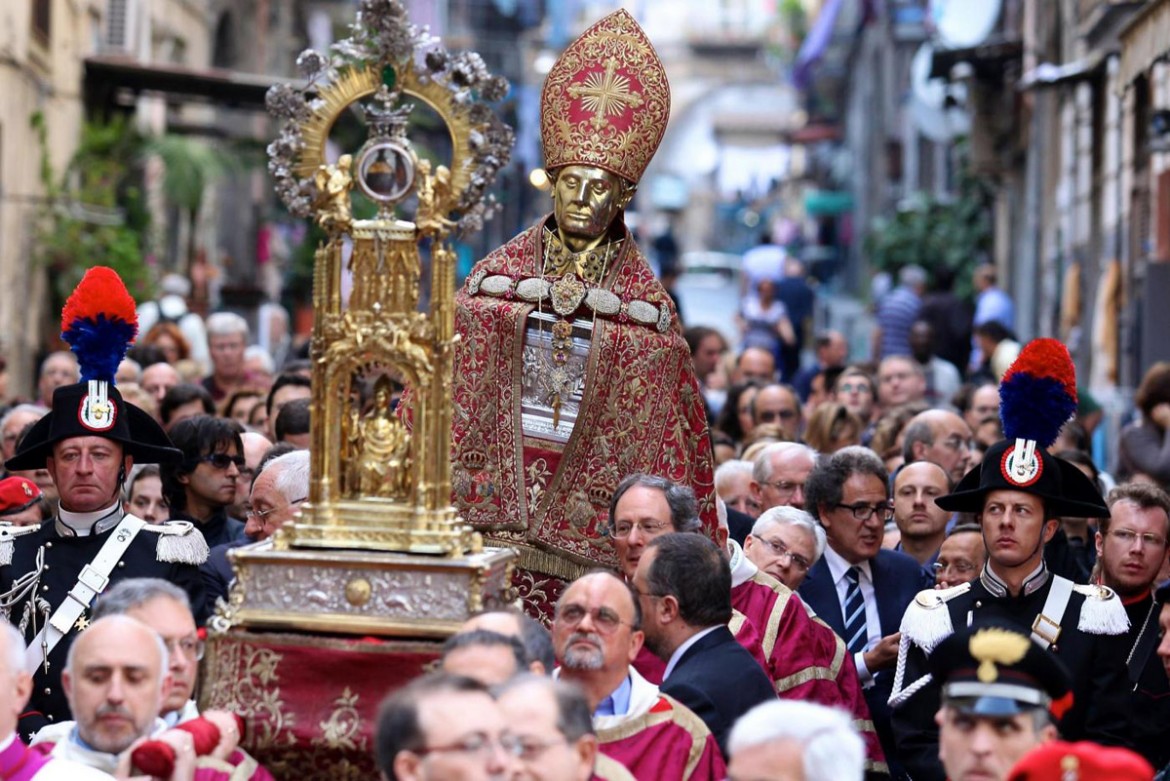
[1120, 0, 1170, 86]
[1018, 52, 1110, 90]
[929, 39, 1023, 81]
[84, 56, 293, 110]
[804, 189, 853, 216]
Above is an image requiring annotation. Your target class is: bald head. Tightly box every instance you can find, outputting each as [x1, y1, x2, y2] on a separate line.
[903, 409, 972, 483]
[737, 347, 776, 384]
[63, 615, 169, 754]
[141, 362, 181, 407]
[460, 610, 555, 675]
[552, 571, 643, 708]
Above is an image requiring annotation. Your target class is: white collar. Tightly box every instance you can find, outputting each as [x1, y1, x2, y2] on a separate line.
[0, 731, 14, 753]
[662, 625, 721, 681]
[728, 539, 757, 588]
[823, 544, 872, 584]
[163, 699, 200, 728]
[56, 500, 123, 537]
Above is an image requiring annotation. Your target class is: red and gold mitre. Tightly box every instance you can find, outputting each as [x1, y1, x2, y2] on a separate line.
[540, 9, 670, 185]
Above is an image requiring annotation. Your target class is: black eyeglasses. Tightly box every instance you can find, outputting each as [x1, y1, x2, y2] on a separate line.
[201, 453, 246, 470]
[834, 501, 894, 522]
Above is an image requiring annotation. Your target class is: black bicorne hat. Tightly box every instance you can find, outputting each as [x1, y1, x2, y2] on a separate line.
[6, 381, 180, 471]
[935, 440, 1108, 518]
[935, 338, 1108, 519]
[6, 267, 181, 471]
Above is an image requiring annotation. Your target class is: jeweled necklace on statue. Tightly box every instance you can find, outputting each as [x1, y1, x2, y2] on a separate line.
[535, 226, 621, 427]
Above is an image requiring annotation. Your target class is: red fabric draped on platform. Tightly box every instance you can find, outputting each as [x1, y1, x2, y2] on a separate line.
[199, 631, 441, 780]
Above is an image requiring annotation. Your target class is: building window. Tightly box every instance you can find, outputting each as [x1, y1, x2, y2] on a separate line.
[32, 0, 51, 44]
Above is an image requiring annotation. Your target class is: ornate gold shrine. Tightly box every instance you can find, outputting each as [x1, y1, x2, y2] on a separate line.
[209, 0, 517, 639]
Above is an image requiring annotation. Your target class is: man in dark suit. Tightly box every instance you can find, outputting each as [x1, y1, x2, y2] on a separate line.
[797, 446, 931, 779]
[632, 532, 776, 756]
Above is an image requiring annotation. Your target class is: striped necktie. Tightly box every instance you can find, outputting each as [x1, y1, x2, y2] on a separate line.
[842, 566, 868, 654]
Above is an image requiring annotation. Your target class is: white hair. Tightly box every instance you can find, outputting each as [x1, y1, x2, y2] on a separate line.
[729, 701, 864, 781]
[752, 505, 826, 562]
[1, 621, 24, 677]
[265, 449, 311, 503]
[752, 442, 819, 484]
[0, 403, 49, 432]
[715, 459, 753, 493]
[117, 358, 142, 383]
[243, 345, 275, 375]
[205, 312, 249, 339]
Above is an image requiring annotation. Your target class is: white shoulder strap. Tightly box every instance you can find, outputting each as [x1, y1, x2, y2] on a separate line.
[24, 514, 147, 674]
[1031, 575, 1073, 650]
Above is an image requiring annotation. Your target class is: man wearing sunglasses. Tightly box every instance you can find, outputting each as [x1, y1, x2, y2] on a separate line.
[161, 415, 248, 548]
[797, 446, 932, 779]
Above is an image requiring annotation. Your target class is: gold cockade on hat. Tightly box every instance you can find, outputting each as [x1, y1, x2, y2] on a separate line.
[540, 9, 671, 185]
[969, 627, 1031, 683]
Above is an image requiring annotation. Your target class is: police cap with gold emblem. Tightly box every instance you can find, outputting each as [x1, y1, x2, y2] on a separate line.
[6, 267, 181, 471]
[929, 623, 1074, 718]
[935, 339, 1108, 519]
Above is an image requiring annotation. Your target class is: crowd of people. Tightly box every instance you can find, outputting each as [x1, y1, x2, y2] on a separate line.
[0, 287, 1167, 781]
[6, 5, 1170, 778]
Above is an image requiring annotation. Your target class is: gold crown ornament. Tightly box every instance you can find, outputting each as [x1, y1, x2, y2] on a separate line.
[540, 9, 671, 185]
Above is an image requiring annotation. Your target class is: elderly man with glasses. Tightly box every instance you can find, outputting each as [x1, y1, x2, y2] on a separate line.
[797, 447, 932, 779]
[201, 449, 310, 607]
[742, 505, 824, 591]
[550, 571, 724, 781]
[749, 442, 817, 513]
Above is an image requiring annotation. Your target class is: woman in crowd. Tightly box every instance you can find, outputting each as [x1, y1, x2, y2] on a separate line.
[1119, 361, 1170, 487]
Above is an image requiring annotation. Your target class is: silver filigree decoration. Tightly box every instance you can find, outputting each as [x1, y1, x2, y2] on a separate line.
[266, 0, 512, 236]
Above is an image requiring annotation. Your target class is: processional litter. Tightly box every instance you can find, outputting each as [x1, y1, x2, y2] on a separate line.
[200, 2, 516, 775]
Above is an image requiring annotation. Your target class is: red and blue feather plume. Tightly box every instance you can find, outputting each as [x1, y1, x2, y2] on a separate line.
[998, 338, 1078, 449]
[60, 267, 138, 384]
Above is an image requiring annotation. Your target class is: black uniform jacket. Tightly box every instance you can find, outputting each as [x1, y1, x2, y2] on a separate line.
[1122, 592, 1170, 770]
[0, 516, 207, 738]
[890, 566, 1132, 781]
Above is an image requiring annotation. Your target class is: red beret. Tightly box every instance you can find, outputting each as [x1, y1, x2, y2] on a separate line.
[1007, 741, 1153, 781]
[0, 476, 41, 515]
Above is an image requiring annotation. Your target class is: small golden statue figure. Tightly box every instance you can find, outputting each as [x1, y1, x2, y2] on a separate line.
[352, 377, 412, 498]
[312, 154, 354, 235]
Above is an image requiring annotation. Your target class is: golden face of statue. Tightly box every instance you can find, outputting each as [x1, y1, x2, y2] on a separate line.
[551, 165, 632, 252]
